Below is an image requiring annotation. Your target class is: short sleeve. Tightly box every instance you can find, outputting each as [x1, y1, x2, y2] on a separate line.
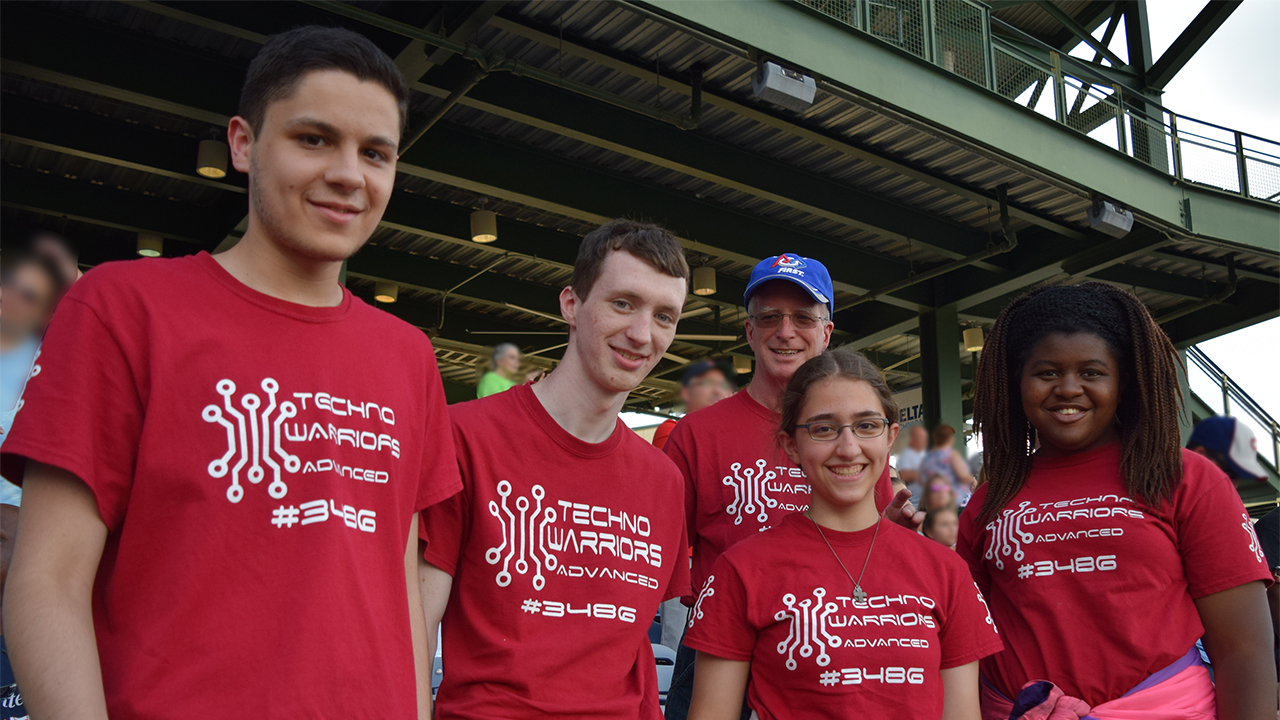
[936, 552, 1003, 669]
[662, 513, 692, 602]
[0, 295, 143, 531]
[955, 485, 992, 596]
[415, 346, 462, 512]
[420, 422, 472, 577]
[1174, 450, 1272, 598]
[663, 422, 698, 545]
[681, 557, 755, 662]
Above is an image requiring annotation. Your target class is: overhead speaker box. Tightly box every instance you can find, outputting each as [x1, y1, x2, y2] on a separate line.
[752, 60, 816, 113]
[1087, 198, 1134, 238]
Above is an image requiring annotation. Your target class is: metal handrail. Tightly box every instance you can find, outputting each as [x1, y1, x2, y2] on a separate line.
[1187, 345, 1279, 468]
[792, 0, 1280, 205]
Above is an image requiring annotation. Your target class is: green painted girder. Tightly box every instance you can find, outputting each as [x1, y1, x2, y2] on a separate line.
[0, 166, 246, 246]
[0, 94, 248, 191]
[401, 123, 932, 309]
[1151, 248, 1279, 285]
[0, 5, 933, 311]
[427, 69, 1000, 265]
[1088, 264, 1229, 301]
[1146, 1, 1242, 90]
[1046, 2, 1117, 52]
[1163, 281, 1280, 348]
[0, 95, 757, 330]
[1033, 1, 1127, 69]
[645, 1, 1280, 252]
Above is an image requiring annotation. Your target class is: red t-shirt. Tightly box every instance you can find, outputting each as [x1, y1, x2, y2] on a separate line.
[684, 514, 1002, 718]
[651, 417, 678, 450]
[664, 391, 893, 604]
[421, 384, 690, 719]
[0, 253, 462, 719]
[957, 442, 1271, 706]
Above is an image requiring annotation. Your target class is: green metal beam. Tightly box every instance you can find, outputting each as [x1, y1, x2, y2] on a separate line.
[1046, 2, 1117, 50]
[425, 71, 1000, 266]
[487, 12, 1088, 243]
[918, 304, 966, 444]
[644, 1, 1280, 251]
[0, 7, 936, 310]
[1146, 1, 1242, 90]
[1088, 264, 1227, 301]
[1150, 248, 1279, 285]
[1034, 1, 1127, 68]
[1163, 281, 1280, 348]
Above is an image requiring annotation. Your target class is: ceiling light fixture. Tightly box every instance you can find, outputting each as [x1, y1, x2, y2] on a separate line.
[196, 139, 229, 179]
[374, 281, 399, 303]
[692, 266, 716, 296]
[963, 327, 985, 352]
[470, 209, 498, 243]
[136, 232, 163, 257]
[733, 356, 752, 374]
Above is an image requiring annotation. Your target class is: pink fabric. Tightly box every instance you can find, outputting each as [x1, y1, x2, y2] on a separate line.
[980, 661, 1216, 720]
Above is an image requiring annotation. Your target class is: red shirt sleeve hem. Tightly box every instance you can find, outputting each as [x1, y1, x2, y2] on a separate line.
[421, 543, 459, 577]
[0, 445, 117, 529]
[1189, 568, 1274, 599]
[939, 641, 1005, 670]
[681, 637, 753, 663]
[415, 480, 463, 514]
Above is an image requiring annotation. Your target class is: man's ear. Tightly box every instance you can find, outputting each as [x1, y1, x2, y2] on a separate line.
[559, 286, 579, 331]
[228, 116, 254, 175]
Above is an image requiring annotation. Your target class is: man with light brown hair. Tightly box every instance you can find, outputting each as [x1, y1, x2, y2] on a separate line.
[420, 219, 693, 719]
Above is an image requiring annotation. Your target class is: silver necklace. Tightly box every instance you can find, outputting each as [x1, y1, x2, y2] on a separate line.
[807, 513, 880, 603]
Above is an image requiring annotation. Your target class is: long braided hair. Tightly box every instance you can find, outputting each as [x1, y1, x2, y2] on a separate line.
[973, 282, 1184, 524]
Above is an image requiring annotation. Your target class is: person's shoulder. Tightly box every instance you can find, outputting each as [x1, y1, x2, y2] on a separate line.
[673, 393, 752, 434]
[66, 256, 198, 306]
[617, 425, 684, 484]
[349, 296, 434, 349]
[449, 388, 519, 426]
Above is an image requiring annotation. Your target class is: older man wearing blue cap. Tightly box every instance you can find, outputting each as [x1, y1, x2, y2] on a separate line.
[661, 254, 922, 719]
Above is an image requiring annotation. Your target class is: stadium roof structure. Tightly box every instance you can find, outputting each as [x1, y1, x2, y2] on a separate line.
[2, 0, 1276, 434]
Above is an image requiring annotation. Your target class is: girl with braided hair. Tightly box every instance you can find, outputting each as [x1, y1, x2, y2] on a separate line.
[956, 282, 1274, 719]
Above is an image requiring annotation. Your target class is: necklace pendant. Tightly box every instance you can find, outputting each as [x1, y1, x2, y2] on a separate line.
[853, 585, 867, 602]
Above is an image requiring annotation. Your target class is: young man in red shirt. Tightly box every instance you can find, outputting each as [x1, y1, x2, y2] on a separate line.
[419, 220, 692, 719]
[663, 254, 923, 719]
[1, 27, 461, 719]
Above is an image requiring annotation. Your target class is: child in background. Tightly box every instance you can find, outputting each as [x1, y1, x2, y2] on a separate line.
[923, 507, 960, 550]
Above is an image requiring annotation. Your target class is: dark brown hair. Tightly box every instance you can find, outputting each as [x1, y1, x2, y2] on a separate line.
[778, 347, 899, 441]
[570, 220, 689, 300]
[240, 26, 409, 138]
[922, 506, 959, 537]
[972, 282, 1184, 524]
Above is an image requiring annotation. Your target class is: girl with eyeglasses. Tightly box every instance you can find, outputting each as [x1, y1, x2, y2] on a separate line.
[682, 348, 1002, 720]
[957, 283, 1274, 719]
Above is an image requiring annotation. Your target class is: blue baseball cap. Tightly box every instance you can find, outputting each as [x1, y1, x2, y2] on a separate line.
[1188, 416, 1267, 481]
[744, 254, 835, 316]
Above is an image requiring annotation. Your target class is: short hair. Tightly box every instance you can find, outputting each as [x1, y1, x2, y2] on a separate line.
[778, 347, 898, 443]
[492, 342, 519, 365]
[239, 26, 409, 139]
[922, 506, 958, 536]
[570, 220, 689, 301]
[0, 250, 65, 297]
[746, 292, 829, 320]
[973, 282, 1183, 523]
[932, 423, 955, 446]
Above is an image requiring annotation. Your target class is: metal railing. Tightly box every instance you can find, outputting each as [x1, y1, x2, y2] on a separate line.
[1187, 345, 1279, 470]
[794, 0, 1280, 204]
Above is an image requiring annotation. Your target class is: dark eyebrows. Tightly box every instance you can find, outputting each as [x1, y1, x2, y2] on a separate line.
[285, 116, 398, 153]
[803, 409, 881, 422]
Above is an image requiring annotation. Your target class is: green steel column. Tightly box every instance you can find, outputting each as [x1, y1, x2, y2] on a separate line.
[918, 304, 966, 452]
[1176, 348, 1194, 445]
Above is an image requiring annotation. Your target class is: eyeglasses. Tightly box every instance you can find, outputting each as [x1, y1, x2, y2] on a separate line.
[748, 312, 828, 329]
[796, 417, 891, 441]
